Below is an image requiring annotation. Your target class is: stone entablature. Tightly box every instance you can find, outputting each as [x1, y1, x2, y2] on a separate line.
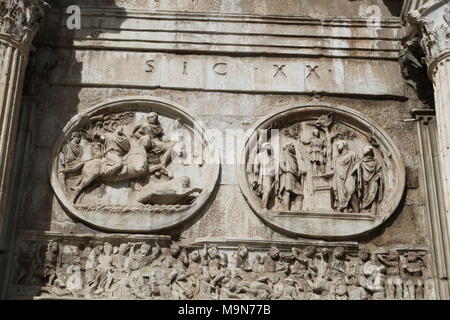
[45, 7, 402, 60]
[42, 6, 406, 99]
[49, 51, 406, 97]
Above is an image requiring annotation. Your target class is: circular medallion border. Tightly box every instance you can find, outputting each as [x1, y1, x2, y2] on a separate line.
[50, 96, 220, 233]
[237, 103, 406, 240]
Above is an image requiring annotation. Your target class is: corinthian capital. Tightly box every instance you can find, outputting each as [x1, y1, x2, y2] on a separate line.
[0, 0, 49, 47]
[406, 1, 450, 75]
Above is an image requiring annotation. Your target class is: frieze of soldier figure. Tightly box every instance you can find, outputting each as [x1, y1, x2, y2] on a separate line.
[238, 104, 406, 239]
[9, 239, 431, 300]
[50, 97, 219, 232]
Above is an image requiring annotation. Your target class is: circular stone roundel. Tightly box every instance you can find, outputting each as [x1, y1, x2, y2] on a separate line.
[51, 96, 219, 233]
[237, 104, 405, 239]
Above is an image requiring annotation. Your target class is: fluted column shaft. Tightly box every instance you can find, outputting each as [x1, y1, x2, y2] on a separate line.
[405, 0, 450, 299]
[0, 36, 27, 238]
[419, 2, 450, 229]
[0, 0, 47, 243]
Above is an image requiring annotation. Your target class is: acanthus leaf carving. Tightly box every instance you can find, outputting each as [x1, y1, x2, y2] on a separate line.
[0, 0, 49, 46]
[406, 3, 450, 73]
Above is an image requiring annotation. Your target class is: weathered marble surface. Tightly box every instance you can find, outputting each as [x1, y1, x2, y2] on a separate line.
[19, 87, 427, 246]
[402, 0, 450, 298]
[0, 0, 437, 300]
[47, 0, 403, 19]
[50, 96, 219, 233]
[9, 236, 433, 300]
[0, 0, 48, 258]
[238, 104, 405, 239]
[48, 51, 405, 97]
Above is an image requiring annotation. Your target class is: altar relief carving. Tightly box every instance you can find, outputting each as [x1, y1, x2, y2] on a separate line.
[50, 97, 219, 232]
[238, 104, 405, 239]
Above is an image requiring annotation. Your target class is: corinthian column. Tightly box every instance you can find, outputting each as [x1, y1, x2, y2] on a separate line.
[405, 0, 450, 299]
[0, 0, 47, 237]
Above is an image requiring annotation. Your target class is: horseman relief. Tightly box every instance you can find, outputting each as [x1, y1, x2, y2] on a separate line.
[51, 97, 219, 232]
[238, 104, 405, 239]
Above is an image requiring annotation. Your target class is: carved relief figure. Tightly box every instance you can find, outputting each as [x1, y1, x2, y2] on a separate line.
[39, 240, 59, 287]
[332, 141, 359, 213]
[137, 176, 202, 206]
[94, 242, 114, 295]
[346, 252, 369, 301]
[84, 245, 102, 297]
[350, 249, 371, 293]
[302, 128, 327, 175]
[11, 240, 430, 301]
[363, 253, 386, 300]
[290, 247, 315, 298]
[378, 251, 403, 299]
[133, 112, 180, 168]
[52, 102, 218, 233]
[277, 143, 305, 210]
[240, 107, 402, 238]
[252, 142, 276, 209]
[201, 245, 227, 294]
[59, 132, 83, 174]
[100, 125, 131, 176]
[160, 244, 188, 271]
[129, 243, 160, 271]
[356, 146, 384, 215]
[260, 246, 287, 275]
[330, 274, 348, 300]
[72, 120, 152, 203]
[401, 252, 425, 300]
[313, 248, 332, 297]
[329, 247, 348, 300]
[235, 246, 253, 273]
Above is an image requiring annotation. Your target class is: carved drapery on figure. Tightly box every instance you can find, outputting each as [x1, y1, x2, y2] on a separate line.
[238, 104, 405, 239]
[8, 238, 432, 300]
[50, 97, 220, 233]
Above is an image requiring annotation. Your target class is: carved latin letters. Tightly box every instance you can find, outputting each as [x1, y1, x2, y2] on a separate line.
[213, 62, 228, 75]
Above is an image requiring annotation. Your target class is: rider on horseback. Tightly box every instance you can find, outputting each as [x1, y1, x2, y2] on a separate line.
[100, 123, 130, 177]
[133, 112, 174, 167]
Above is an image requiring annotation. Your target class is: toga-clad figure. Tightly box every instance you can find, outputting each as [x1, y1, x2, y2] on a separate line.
[333, 140, 359, 213]
[278, 143, 305, 210]
[357, 146, 384, 215]
[253, 142, 276, 209]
